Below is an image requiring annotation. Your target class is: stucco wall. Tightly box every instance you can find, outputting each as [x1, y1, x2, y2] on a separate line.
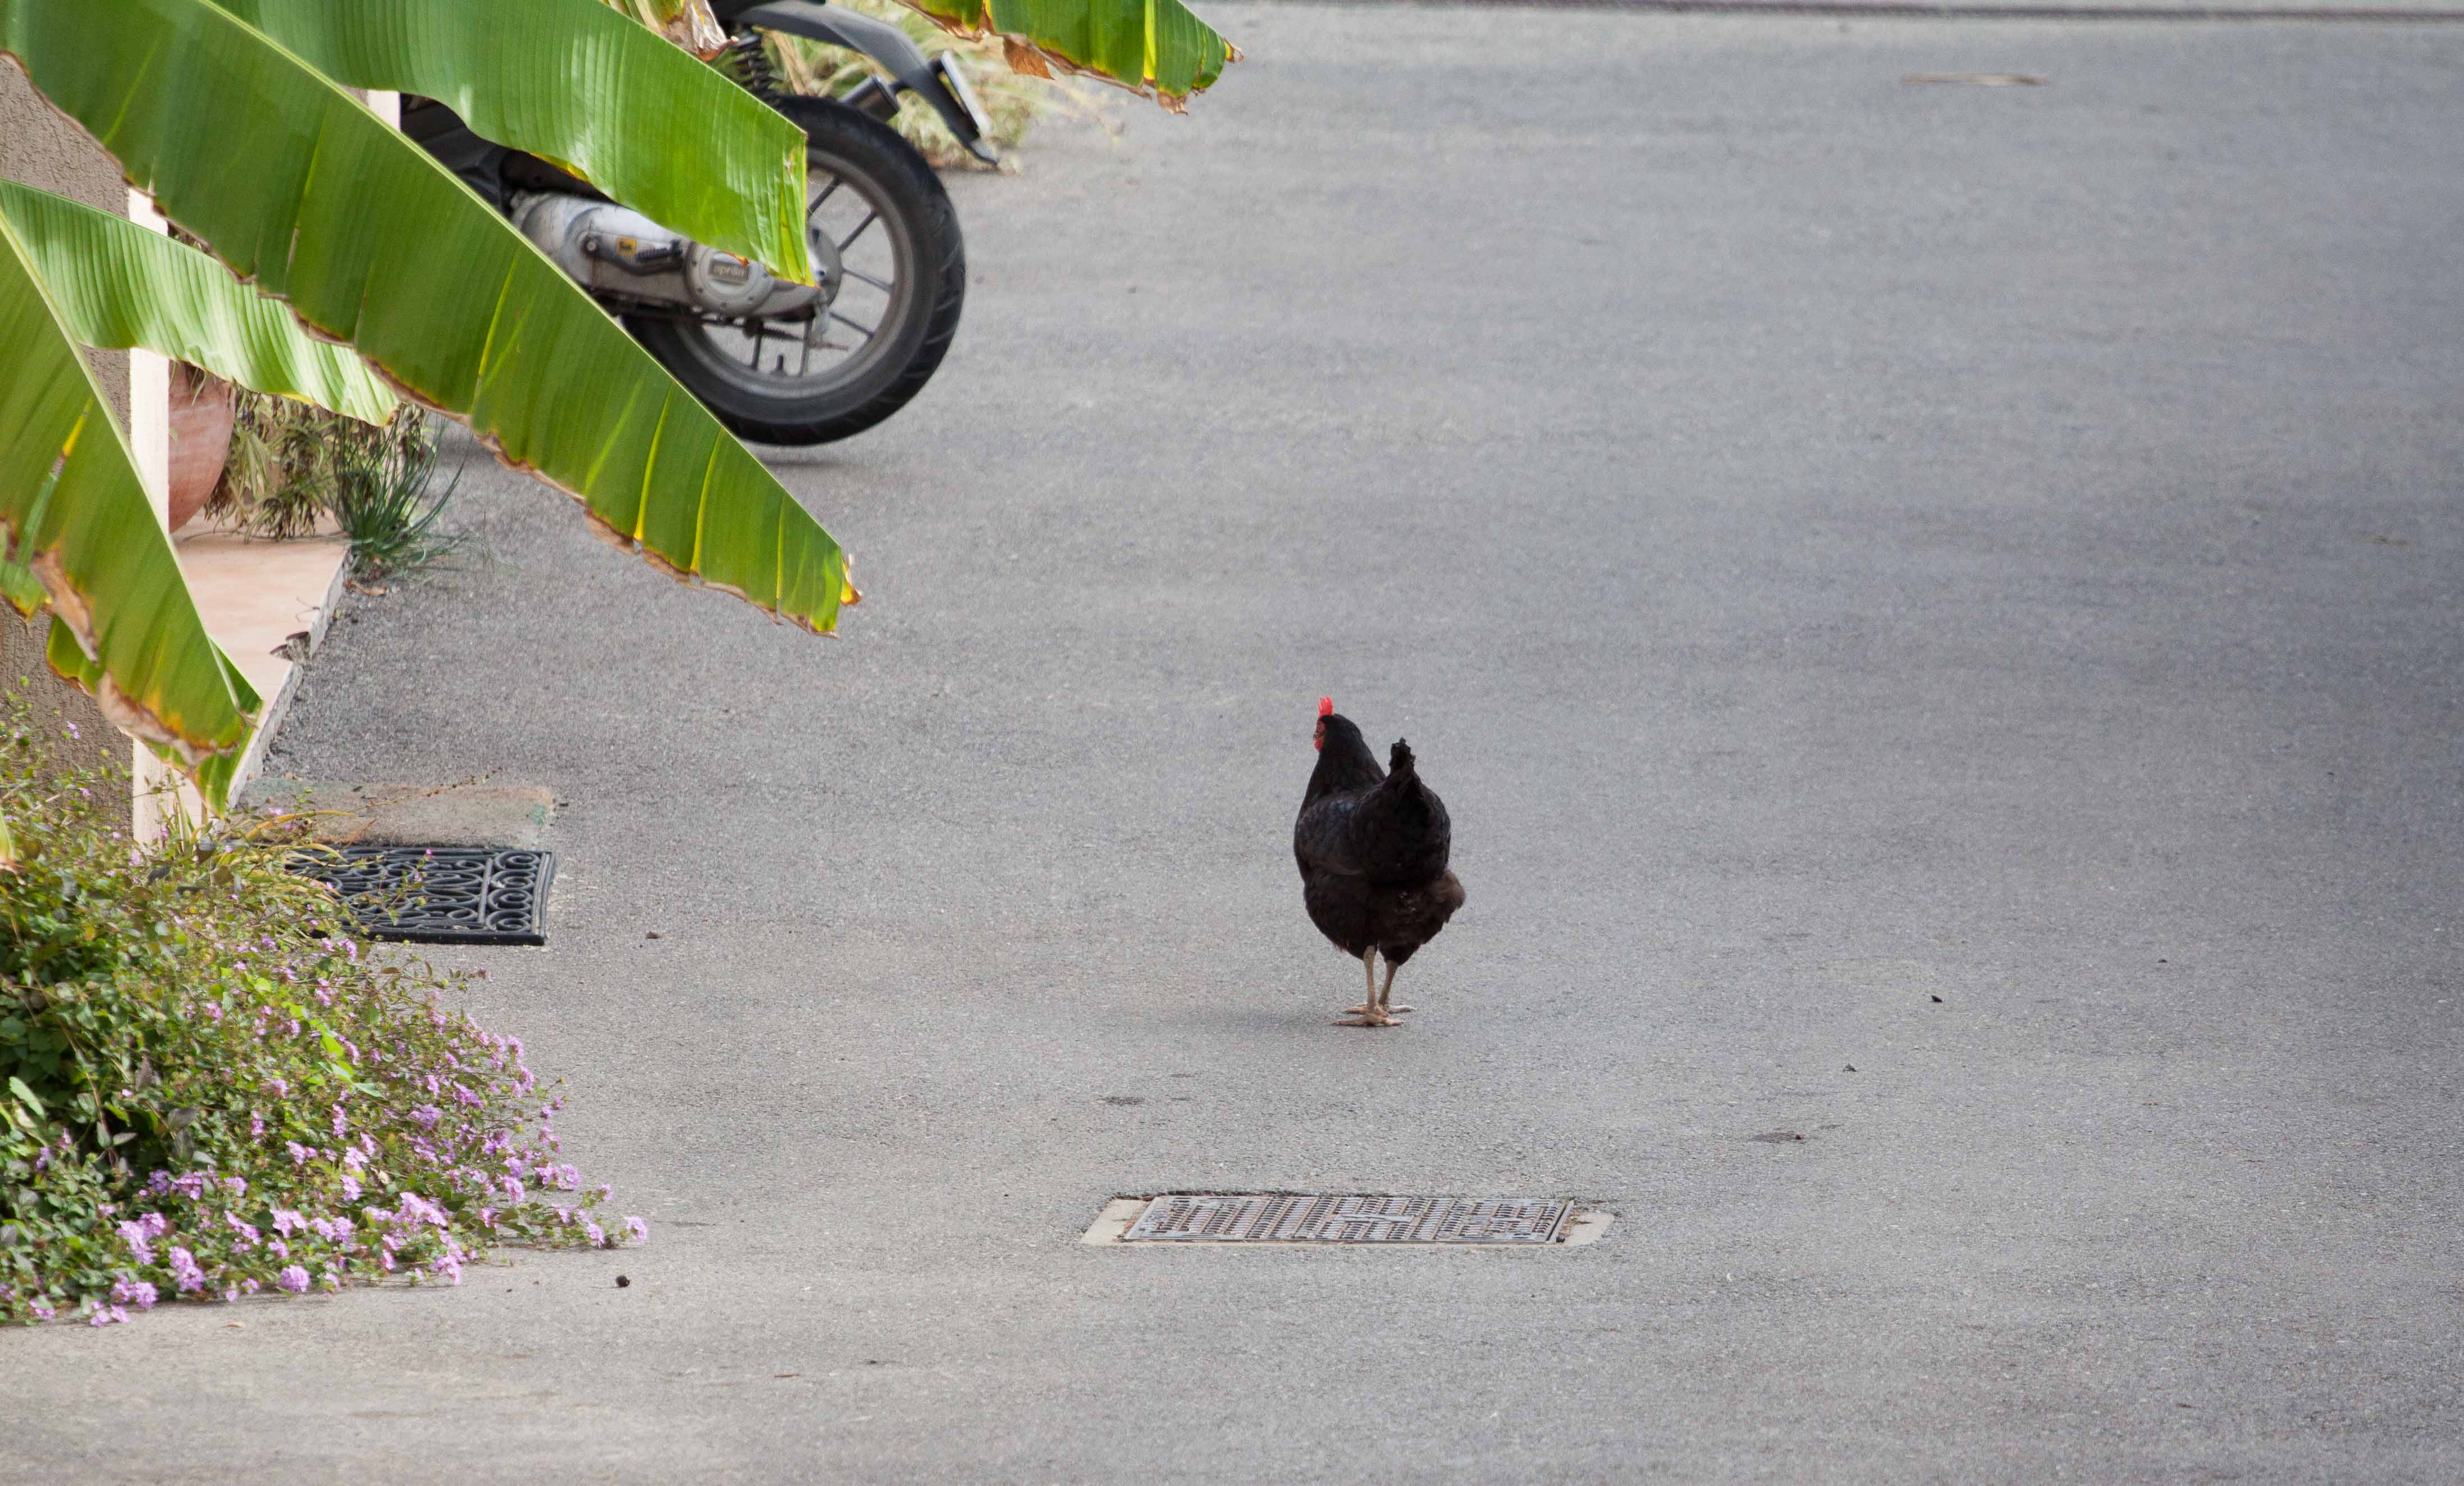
[0, 58, 132, 429]
[0, 59, 139, 803]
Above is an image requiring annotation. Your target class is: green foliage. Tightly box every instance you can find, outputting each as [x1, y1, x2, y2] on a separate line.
[326, 415, 466, 582]
[210, 392, 427, 542]
[761, 0, 1120, 172]
[0, 692, 634, 1327]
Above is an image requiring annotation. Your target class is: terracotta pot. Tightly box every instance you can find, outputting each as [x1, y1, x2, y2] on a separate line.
[167, 365, 236, 533]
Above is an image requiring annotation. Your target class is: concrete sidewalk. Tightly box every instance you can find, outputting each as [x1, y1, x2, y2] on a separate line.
[8, 7, 2462, 1481]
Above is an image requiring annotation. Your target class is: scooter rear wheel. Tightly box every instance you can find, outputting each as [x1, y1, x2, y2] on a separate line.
[627, 97, 964, 446]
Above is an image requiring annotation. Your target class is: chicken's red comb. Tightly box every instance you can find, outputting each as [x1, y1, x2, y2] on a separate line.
[1318, 696, 1334, 717]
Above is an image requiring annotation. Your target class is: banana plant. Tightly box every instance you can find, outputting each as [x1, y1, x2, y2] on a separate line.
[0, 0, 855, 805]
[898, 0, 1239, 109]
[607, 0, 1236, 112]
[0, 182, 387, 804]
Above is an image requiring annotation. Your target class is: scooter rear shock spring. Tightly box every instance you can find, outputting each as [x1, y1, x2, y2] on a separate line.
[724, 31, 785, 103]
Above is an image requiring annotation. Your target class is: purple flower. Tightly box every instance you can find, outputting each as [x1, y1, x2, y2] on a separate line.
[271, 1208, 304, 1237]
[583, 1221, 605, 1248]
[89, 1305, 127, 1327]
[26, 1297, 55, 1322]
[267, 1077, 288, 1099]
[411, 1104, 442, 1130]
[286, 1141, 311, 1167]
[275, 1266, 309, 1294]
[330, 1104, 349, 1140]
[625, 1216, 648, 1245]
[339, 1175, 362, 1202]
[115, 1220, 156, 1265]
[109, 1278, 157, 1310]
[167, 1247, 207, 1294]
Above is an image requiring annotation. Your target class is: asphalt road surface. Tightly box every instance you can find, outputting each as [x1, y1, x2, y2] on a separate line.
[10, 5, 2463, 1480]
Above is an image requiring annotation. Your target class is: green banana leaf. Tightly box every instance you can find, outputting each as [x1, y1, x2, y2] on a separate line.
[45, 616, 262, 810]
[0, 180, 386, 797]
[0, 207, 254, 780]
[1, 0, 854, 641]
[0, 181, 396, 425]
[900, 0, 1237, 108]
[210, 0, 814, 286]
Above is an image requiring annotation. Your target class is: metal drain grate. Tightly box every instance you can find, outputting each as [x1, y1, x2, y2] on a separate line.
[289, 847, 556, 945]
[1118, 1194, 1579, 1245]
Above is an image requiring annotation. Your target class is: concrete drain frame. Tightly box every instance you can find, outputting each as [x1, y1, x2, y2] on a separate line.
[1082, 1193, 1613, 1247]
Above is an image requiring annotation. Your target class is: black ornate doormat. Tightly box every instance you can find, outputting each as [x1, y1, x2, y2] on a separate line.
[1084, 1194, 1611, 1246]
[288, 847, 556, 946]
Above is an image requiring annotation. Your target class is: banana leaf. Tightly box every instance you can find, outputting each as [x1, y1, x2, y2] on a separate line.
[0, 181, 387, 801]
[44, 616, 262, 810]
[0, 207, 254, 780]
[209, 0, 813, 285]
[0, 181, 396, 425]
[0, 0, 855, 639]
[899, 0, 1237, 109]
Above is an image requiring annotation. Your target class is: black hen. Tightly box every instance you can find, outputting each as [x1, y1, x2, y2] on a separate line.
[1294, 698, 1466, 1027]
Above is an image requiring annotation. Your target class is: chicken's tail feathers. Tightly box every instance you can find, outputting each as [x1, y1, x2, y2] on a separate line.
[1389, 738, 1415, 774]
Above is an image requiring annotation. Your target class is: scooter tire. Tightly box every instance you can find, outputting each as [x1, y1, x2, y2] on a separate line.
[627, 97, 964, 447]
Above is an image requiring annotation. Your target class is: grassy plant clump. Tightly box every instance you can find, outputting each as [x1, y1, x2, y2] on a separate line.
[0, 695, 632, 1327]
[324, 411, 465, 582]
[210, 395, 440, 545]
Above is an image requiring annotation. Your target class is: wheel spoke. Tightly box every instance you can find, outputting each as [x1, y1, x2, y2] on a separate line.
[843, 266, 894, 294]
[829, 309, 878, 340]
[838, 210, 878, 252]
[806, 176, 842, 218]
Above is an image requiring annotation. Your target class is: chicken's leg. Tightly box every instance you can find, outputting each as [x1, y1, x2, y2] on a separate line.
[1342, 950, 1378, 1016]
[1377, 958, 1412, 1015]
[1343, 951, 1412, 1016]
[1337, 949, 1403, 1027]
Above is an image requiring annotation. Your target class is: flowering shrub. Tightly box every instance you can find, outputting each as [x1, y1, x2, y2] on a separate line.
[0, 687, 639, 1325]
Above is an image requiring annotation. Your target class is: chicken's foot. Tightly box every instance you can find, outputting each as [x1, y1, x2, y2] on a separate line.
[1338, 950, 1407, 1026]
